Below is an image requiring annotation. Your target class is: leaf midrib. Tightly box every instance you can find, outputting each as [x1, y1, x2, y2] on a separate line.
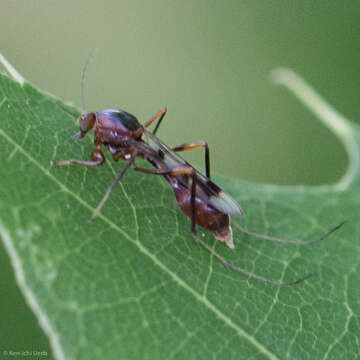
[0, 125, 280, 360]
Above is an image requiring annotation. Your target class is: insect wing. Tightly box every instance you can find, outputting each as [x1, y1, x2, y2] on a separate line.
[143, 129, 187, 168]
[196, 172, 245, 217]
[143, 130, 245, 217]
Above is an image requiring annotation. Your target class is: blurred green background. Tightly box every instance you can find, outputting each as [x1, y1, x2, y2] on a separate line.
[1, 0, 358, 357]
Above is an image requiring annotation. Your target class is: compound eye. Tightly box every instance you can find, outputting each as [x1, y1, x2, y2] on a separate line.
[77, 114, 84, 126]
[81, 114, 87, 123]
[78, 112, 96, 132]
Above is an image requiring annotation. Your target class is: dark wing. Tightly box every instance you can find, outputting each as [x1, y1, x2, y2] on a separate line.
[143, 129, 245, 217]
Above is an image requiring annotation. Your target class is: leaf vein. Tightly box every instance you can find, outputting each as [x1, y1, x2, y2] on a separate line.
[0, 127, 280, 360]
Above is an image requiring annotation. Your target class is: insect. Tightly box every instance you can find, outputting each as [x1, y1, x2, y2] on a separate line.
[52, 59, 344, 286]
[52, 107, 243, 247]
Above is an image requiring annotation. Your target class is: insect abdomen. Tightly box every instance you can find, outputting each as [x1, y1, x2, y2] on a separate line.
[171, 180, 234, 248]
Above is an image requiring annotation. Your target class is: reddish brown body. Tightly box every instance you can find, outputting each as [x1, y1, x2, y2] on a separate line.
[66, 108, 243, 247]
[170, 178, 232, 244]
[95, 111, 143, 145]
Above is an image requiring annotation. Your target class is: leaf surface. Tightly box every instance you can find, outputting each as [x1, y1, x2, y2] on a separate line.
[0, 65, 359, 360]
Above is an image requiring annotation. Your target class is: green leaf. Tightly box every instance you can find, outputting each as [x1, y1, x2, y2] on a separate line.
[0, 58, 359, 360]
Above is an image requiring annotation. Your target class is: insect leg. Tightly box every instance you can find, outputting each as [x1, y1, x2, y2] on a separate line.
[172, 141, 210, 178]
[143, 107, 167, 135]
[233, 221, 345, 245]
[193, 235, 313, 286]
[90, 159, 134, 222]
[51, 148, 105, 167]
[132, 163, 193, 176]
[132, 161, 307, 286]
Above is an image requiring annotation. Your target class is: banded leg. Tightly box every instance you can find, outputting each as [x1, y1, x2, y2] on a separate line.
[51, 148, 105, 167]
[172, 141, 210, 178]
[132, 163, 192, 176]
[143, 107, 167, 135]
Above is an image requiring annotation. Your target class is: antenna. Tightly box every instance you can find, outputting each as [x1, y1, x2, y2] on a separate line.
[80, 49, 97, 110]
